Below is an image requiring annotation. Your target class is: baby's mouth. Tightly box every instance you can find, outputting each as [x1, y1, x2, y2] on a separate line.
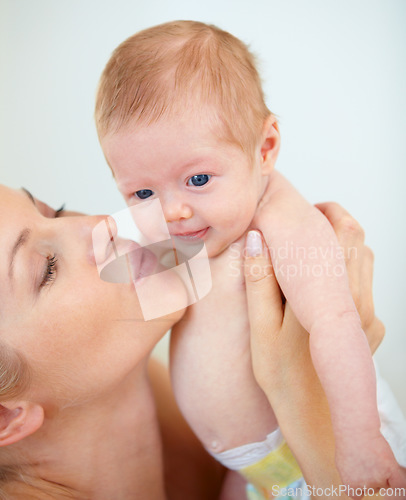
[170, 227, 209, 241]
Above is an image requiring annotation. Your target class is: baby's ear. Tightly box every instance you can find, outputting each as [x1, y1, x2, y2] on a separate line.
[259, 114, 280, 175]
[0, 401, 44, 447]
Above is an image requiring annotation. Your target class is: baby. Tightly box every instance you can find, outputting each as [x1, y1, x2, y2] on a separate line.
[95, 21, 403, 496]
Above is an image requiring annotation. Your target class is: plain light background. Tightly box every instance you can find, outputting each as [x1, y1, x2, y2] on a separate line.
[1, 0, 405, 414]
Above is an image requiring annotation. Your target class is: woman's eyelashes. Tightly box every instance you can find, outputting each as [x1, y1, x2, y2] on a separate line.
[40, 254, 58, 288]
[55, 204, 66, 217]
[187, 174, 211, 187]
[134, 189, 154, 200]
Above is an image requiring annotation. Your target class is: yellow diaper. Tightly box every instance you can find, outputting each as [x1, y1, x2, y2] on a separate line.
[241, 440, 303, 499]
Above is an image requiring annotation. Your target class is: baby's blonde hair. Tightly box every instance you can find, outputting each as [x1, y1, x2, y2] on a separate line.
[95, 20, 271, 159]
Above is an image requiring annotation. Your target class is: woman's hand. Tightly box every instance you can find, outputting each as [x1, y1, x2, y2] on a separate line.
[243, 202, 386, 494]
[245, 202, 384, 391]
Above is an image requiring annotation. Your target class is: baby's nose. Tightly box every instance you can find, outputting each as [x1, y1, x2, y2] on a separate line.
[163, 199, 193, 223]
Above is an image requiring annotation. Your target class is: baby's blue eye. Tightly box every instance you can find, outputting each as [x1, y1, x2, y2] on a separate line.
[135, 189, 154, 200]
[187, 174, 211, 187]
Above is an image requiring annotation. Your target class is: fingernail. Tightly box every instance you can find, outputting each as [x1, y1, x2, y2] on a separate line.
[246, 230, 263, 257]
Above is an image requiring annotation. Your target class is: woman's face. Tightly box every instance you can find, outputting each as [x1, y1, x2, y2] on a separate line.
[0, 185, 185, 406]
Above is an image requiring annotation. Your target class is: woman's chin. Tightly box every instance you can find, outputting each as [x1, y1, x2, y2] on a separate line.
[133, 265, 189, 323]
[159, 301, 187, 326]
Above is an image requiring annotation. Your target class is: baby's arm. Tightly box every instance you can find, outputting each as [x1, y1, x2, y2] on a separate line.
[255, 171, 400, 489]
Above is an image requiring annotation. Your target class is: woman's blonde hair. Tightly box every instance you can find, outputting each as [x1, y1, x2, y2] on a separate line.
[95, 20, 271, 159]
[0, 344, 31, 497]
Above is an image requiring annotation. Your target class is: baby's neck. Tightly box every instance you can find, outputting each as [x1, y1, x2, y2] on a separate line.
[257, 169, 280, 209]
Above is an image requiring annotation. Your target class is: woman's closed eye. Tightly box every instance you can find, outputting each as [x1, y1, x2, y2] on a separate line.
[40, 254, 58, 288]
[187, 174, 211, 187]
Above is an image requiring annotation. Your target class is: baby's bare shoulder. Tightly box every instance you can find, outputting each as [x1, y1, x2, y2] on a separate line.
[254, 171, 329, 239]
[258, 171, 311, 215]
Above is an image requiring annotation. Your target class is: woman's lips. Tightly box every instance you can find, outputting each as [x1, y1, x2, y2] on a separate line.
[98, 238, 158, 286]
[127, 244, 158, 285]
[170, 227, 209, 242]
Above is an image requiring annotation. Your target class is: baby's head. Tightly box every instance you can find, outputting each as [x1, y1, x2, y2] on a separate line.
[96, 20, 280, 257]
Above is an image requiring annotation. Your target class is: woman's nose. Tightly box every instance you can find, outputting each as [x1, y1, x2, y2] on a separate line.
[89, 215, 118, 266]
[48, 213, 117, 267]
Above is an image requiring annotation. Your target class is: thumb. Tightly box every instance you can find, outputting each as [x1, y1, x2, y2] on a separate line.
[244, 230, 284, 346]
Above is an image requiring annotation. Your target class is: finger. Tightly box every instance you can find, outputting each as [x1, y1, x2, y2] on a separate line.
[316, 201, 364, 304]
[356, 246, 375, 326]
[314, 201, 352, 225]
[315, 201, 365, 248]
[343, 245, 362, 301]
[244, 230, 284, 339]
[365, 318, 385, 354]
[344, 244, 362, 312]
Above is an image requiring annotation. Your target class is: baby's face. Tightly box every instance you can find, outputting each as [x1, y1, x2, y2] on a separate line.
[101, 114, 264, 257]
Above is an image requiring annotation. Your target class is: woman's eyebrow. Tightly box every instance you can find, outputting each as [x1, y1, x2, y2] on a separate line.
[9, 228, 31, 281]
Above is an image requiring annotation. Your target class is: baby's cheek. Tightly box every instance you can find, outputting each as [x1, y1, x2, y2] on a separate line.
[224, 202, 256, 234]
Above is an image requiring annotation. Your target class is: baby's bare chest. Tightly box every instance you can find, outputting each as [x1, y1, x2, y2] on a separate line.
[186, 241, 250, 335]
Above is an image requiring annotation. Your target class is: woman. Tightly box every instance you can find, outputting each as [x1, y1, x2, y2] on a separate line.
[0, 184, 208, 499]
[0, 184, 402, 499]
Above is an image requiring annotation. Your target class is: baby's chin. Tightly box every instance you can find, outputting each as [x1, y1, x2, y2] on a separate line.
[205, 233, 245, 259]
